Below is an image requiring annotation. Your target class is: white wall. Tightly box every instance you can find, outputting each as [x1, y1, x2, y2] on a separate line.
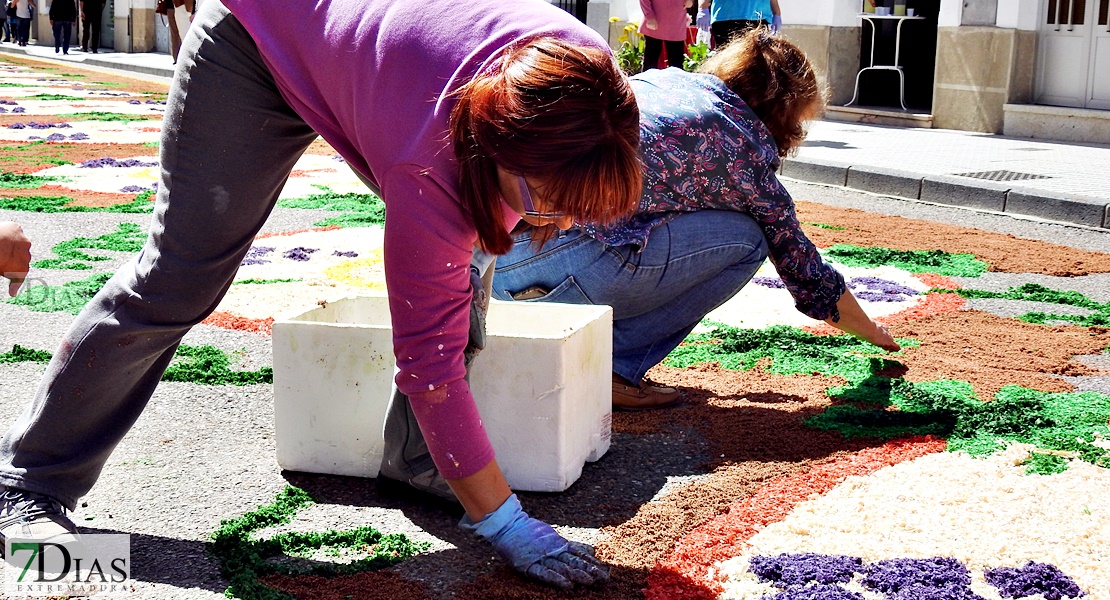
[783, 0, 863, 27]
[938, 0, 962, 26]
[996, 0, 1040, 30]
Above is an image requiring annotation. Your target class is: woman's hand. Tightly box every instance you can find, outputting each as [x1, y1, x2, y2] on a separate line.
[645, 17, 658, 30]
[0, 221, 31, 297]
[461, 494, 609, 589]
[825, 288, 901, 352]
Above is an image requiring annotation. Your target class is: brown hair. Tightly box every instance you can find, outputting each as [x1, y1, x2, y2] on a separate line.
[698, 27, 826, 157]
[450, 37, 642, 255]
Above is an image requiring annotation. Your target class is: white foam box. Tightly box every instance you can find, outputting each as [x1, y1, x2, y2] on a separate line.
[271, 294, 613, 492]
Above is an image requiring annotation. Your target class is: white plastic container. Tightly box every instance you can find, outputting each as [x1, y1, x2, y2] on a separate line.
[271, 294, 613, 492]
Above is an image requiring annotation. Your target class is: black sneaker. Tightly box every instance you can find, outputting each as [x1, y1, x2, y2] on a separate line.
[0, 487, 79, 553]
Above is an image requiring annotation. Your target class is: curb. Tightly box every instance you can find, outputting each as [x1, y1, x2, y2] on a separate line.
[781, 157, 1110, 230]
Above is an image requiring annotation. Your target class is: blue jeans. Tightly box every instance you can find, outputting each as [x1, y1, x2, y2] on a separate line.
[492, 210, 768, 384]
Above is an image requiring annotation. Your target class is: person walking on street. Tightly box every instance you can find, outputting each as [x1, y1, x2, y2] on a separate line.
[13, 0, 33, 46]
[0, 221, 31, 297]
[49, 0, 77, 54]
[78, 0, 102, 52]
[639, 0, 692, 70]
[710, 0, 780, 47]
[0, 0, 640, 590]
[2, 0, 14, 42]
[166, 0, 195, 63]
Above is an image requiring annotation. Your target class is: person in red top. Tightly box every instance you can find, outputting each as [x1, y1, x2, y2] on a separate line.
[639, 0, 693, 70]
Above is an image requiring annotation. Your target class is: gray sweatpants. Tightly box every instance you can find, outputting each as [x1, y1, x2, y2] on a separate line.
[0, 0, 319, 510]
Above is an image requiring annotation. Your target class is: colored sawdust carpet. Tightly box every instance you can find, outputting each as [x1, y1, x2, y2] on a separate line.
[2, 55, 1109, 600]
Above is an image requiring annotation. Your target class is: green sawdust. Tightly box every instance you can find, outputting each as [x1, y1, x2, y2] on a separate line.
[210, 486, 429, 600]
[0, 171, 57, 188]
[0, 82, 33, 87]
[0, 190, 154, 213]
[61, 111, 158, 122]
[0, 344, 52, 363]
[665, 324, 912, 386]
[7, 272, 111, 314]
[162, 345, 273, 386]
[935, 284, 1110, 327]
[32, 94, 86, 101]
[803, 222, 846, 230]
[0, 142, 72, 167]
[142, 141, 159, 147]
[1, 340, 272, 385]
[823, 243, 989, 276]
[234, 278, 302, 285]
[33, 222, 146, 270]
[278, 186, 385, 228]
[807, 379, 1110, 474]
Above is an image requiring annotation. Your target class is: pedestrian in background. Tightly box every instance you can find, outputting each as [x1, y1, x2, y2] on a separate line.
[13, 0, 33, 46]
[79, 0, 102, 52]
[639, 0, 692, 70]
[0, 221, 30, 297]
[710, 0, 780, 47]
[2, 0, 14, 42]
[166, 0, 195, 63]
[49, 0, 77, 54]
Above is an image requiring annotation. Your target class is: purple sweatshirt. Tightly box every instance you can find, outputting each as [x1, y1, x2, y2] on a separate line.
[223, 0, 609, 479]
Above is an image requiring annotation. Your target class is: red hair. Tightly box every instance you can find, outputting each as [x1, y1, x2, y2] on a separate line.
[450, 37, 641, 254]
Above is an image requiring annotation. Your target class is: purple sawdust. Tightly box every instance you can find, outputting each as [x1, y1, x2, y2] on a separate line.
[753, 276, 787, 289]
[7, 123, 24, 129]
[985, 562, 1084, 600]
[855, 291, 910, 303]
[333, 250, 359, 258]
[128, 100, 141, 105]
[849, 277, 919, 296]
[888, 584, 987, 600]
[79, 157, 159, 168]
[145, 100, 162, 105]
[69, 133, 89, 140]
[765, 584, 866, 600]
[12, 107, 25, 113]
[0, 108, 6, 113]
[241, 246, 275, 265]
[332, 155, 346, 162]
[44, 133, 67, 142]
[119, 185, 151, 193]
[0, 100, 17, 105]
[863, 557, 972, 594]
[283, 247, 319, 261]
[749, 553, 863, 587]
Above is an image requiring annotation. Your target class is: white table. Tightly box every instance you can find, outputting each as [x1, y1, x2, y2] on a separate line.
[845, 13, 926, 111]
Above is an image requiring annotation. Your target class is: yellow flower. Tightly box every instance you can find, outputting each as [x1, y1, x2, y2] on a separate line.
[609, 16, 620, 22]
[618, 34, 628, 44]
[624, 24, 636, 32]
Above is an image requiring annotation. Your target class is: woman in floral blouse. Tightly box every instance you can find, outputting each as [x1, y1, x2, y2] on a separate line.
[492, 29, 898, 410]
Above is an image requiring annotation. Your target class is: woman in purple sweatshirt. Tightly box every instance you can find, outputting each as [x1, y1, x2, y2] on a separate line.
[0, 0, 640, 589]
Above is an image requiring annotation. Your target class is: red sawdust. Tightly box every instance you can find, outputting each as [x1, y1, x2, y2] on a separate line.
[0, 184, 144, 208]
[305, 136, 339, 156]
[797, 201, 1110, 275]
[261, 570, 433, 600]
[201, 311, 273, 336]
[891, 309, 1110, 400]
[914, 273, 960, 290]
[645, 437, 947, 600]
[255, 226, 342, 240]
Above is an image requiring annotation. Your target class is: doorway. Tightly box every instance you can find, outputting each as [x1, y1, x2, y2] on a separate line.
[1036, 0, 1110, 109]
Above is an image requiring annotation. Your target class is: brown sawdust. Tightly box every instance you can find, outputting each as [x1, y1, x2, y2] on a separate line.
[0, 142, 155, 173]
[796, 200, 1110, 275]
[261, 571, 433, 600]
[891, 309, 1110, 400]
[0, 184, 146, 208]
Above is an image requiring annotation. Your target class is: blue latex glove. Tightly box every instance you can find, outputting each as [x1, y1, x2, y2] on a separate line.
[695, 8, 710, 31]
[771, 13, 782, 33]
[460, 494, 610, 589]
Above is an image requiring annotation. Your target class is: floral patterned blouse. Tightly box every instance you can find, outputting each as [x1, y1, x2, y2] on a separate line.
[583, 67, 846, 321]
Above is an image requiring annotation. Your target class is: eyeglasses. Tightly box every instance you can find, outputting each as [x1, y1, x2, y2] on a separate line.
[518, 176, 565, 220]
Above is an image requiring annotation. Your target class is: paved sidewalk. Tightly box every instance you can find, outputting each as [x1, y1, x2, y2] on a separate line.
[785, 120, 1110, 230]
[3, 41, 1108, 230]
